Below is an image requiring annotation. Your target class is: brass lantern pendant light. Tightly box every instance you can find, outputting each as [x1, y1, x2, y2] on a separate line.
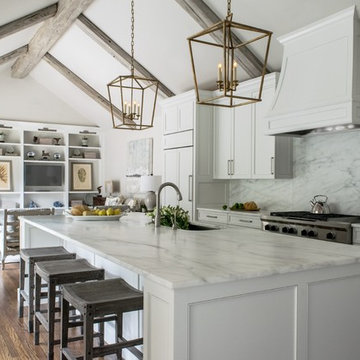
[188, 0, 272, 108]
[107, 0, 159, 130]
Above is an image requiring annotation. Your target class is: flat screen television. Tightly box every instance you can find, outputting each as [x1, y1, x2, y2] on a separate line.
[24, 163, 64, 191]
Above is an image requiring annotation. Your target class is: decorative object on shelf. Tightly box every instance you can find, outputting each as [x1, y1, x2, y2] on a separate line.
[29, 200, 39, 208]
[187, 0, 272, 108]
[105, 180, 114, 196]
[71, 162, 93, 191]
[33, 136, 39, 144]
[0, 160, 12, 191]
[105, 195, 125, 206]
[5, 146, 15, 156]
[53, 137, 62, 145]
[41, 150, 50, 160]
[81, 136, 88, 147]
[53, 152, 62, 160]
[39, 137, 53, 145]
[126, 198, 140, 212]
[84, 151, 97, 159]
[70, 199, 84, 207]
[72, 149, 82, 158]
[140, 175, 161, 211]
[0, 132, 5, 143]
[26, 151, 36, 160]
[53, 201, 64, 208]
[107, 0, 159, 130]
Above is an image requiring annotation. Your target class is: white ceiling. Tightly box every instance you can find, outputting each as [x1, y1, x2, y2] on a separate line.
[0, 0, 359, 127]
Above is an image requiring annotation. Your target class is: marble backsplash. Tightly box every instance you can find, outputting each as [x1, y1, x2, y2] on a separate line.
[229, 130, 360, 215]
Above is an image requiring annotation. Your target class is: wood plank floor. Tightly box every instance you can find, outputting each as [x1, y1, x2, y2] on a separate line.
[0, 262, 117, 359]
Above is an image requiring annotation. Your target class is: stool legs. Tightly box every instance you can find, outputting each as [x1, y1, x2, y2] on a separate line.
[84, 305, 94, 360]
[28, 260, 35, 333]
[18, 257, 25, 318]
[34, 273, 41, 345]
[47, 280, 56, 360]
[60, 295, 69, 360]
[115, 313, 123, 360]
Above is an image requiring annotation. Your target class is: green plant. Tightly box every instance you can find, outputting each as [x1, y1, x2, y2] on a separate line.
[147, 205, 190, 230]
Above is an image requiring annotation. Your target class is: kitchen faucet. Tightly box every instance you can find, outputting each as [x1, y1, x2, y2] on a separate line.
[155, 182, 183, 227]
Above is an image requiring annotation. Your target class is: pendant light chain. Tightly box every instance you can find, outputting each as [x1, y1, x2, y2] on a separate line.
[130, 0, 135, 75]
[227, 0, 231, 16]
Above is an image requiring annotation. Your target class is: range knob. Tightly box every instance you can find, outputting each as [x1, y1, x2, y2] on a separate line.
[264, 224, 271, 231]
[288, 227, 297, 234]
[308, 230, 318, 237]
[301, 229, 308, 236]
[270, 225, 279, 232]
[282, 227, 289, 233]
[326, 232, 336, 240]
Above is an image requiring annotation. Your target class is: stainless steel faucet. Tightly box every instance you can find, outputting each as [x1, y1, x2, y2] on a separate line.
[155, 182, 183, 227]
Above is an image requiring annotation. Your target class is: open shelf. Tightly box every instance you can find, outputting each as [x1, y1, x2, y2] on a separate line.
[69, 158, 100, 162]
[0, 192, 21, 195]
[24, 160, 66, 164]
[69, 146, 100, 150]
[69, 191, 98, 194]
[24, 143, 66, 148]
[24, 191, 65, 195]
[0, 155, 21, 159]
[0, 142, 21, 146]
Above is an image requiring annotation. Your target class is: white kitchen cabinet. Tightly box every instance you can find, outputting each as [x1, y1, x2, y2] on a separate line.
[163, 100, 194, 134]
[161, 91, 228, 221]
[163, 146, 193, 216]
[197, 208, 228, 224]
[213, 73, 292, 179]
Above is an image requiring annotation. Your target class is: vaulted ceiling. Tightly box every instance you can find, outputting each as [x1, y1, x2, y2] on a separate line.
[0, 0, 359, 128]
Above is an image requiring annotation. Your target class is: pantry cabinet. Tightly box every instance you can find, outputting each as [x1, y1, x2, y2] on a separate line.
[213, 73, 292, 180]
[161, 91, 228, 221]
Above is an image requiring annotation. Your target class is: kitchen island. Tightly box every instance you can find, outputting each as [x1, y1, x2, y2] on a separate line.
[21, 215, 360, 360]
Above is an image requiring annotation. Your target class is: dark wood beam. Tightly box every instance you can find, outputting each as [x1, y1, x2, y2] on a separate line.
[0, 46, 28, 66]
[43, 53, 123, 120]
[174, 0, 270, 77]
[0, 4, 57, 40]
[77, 14, 175, 98]
[12, 0, 94, 79]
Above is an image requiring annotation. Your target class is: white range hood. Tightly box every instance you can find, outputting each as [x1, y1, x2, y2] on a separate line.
[266, 6, 360, 135]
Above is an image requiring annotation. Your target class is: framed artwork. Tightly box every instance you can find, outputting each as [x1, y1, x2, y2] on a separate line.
[0, 161, 12, 191]
[71, 163, 93, 191]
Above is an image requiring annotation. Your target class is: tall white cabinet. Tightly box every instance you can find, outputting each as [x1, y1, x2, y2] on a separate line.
[0, 120, 103, 210]
[214, 73, 293, 180]
[161, 91, 228, 220]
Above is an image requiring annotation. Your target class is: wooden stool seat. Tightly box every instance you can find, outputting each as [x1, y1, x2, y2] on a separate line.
[34, 259, 104, 360]
[61, 278, 143, 360]
[18, 246, 76, 333]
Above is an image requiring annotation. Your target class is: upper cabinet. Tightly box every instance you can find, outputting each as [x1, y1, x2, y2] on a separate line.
[214, 73, 293, 180]
[163, 99, 194, 134]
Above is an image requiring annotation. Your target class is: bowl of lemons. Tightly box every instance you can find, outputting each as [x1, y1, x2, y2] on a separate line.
[67, 205, 123, 221]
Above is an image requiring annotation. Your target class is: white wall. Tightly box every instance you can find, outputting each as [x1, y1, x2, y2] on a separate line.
[103, 113, 163, 195]
[229, 130, 360, 215]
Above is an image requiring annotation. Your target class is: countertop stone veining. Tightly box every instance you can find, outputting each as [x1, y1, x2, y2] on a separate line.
[22, 215, 360, 289]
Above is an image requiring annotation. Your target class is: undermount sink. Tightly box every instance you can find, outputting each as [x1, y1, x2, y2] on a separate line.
[186, 223, 220, 231]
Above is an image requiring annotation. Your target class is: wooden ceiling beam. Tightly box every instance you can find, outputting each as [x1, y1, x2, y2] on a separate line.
[43, 53, 123, 120]
[11, 0, 94, 79]
[0, 4, 57, 40]
[0, 46, 28, 66]
[77, 14, 175, 98]
[174, 0, 270, 77]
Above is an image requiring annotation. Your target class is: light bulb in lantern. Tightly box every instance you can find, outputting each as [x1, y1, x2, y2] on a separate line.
[217, 63, 222, 81]
[124, 101, 128, 114]
[232, 61, 238, 81]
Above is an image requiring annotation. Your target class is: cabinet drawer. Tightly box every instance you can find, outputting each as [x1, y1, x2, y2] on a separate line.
[228, 213, 261, 229]
[163, 130, 193, 149]
[198, 210, 227, 224]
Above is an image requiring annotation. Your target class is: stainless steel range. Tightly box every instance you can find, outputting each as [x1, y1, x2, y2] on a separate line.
[261, 211, 360, 244]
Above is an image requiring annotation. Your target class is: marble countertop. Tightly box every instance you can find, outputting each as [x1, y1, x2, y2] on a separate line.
[22, 215, 360, 289]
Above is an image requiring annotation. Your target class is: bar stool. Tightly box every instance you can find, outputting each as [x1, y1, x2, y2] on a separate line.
[19, 246, 76, 333]
[60, 278, 143, 360]
[34, 258, 105, 360]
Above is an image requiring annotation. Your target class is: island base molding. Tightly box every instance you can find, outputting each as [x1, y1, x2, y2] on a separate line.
[144, 264, 360, 360]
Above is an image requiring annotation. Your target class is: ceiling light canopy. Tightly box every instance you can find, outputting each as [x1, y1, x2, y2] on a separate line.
[188, 0, 272, 108]
[107, 0, 159, 130]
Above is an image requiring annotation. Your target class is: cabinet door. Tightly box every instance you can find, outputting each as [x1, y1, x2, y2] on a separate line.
[178, 101, 194, 132]
[233, 102, 252, 178]
[163, 106, 178, 134]
[213, 107, 232, 179]
[163, 149, 179, 206]
[252, 86, 276, 178]
[178, 147, 193, 217]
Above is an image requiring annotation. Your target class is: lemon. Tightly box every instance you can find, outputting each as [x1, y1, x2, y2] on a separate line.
[99, 209, 106, 216]
[114, 209, 121, 215]
[106, 208, 114, 216]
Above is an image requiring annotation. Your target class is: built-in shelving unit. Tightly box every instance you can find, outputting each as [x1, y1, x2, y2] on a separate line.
[0, 120, 103, 209]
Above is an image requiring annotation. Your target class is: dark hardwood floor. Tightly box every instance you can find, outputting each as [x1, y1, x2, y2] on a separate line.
[0, 263, 116, 359]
